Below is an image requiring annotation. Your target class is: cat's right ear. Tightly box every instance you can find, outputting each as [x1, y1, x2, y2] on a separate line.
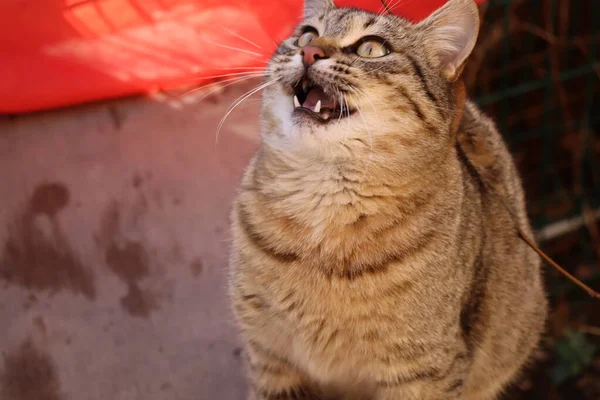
[304, 0, 335, 19]
[417, 0, 480, 81]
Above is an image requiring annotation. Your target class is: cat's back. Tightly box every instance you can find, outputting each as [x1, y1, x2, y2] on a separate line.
[459, 100, 528, 217]
[457, 100, 548, 398]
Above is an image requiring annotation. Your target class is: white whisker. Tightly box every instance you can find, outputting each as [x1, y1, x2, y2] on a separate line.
[345, 95, 353, 137]
[351, 86, 379, 113]
[351, 87, 385, 149]
[216, 66, 266, 71]
[347, 87, 373, 156]
[343, 95, 354, 151]
[389, 0, 419, 14]
[185, 71, 265, 81]
[180, 75, 252, 97]
[333, 90, 350, 159]
[202, 37, 265, 59]
[216, 78, 281, 146]
[221, 26, 264, 50]
[377, 0, 393, 14]
[378, 0, 402, 15]
[186, 75, 263, 103]
[338, 90, 345, 124]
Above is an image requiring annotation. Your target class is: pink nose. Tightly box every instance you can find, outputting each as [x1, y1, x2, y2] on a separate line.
[302, 46, 326, 67]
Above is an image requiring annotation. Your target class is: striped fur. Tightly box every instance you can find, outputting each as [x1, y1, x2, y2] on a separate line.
[229, 1, 547, 399]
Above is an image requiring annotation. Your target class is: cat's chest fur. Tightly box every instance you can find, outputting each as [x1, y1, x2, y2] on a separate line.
[236, 214, 467, 386]
[231, 153, 472, 388]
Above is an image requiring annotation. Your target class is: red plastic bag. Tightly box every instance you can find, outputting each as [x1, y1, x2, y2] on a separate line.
[0, 0, 483, 113]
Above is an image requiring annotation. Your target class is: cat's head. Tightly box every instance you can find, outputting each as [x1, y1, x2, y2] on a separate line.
[261, 0, 480, 160]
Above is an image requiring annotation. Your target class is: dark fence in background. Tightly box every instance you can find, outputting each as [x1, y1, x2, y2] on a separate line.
[466, 0, 600, 259]
[464, 1, 600, 398]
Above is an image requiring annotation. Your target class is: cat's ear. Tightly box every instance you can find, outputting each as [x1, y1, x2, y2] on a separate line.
[417, 0, 480, 81]
[304, 0, 335, 19]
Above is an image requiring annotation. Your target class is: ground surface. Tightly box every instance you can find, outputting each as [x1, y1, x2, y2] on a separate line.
[0, 83, 260, 400]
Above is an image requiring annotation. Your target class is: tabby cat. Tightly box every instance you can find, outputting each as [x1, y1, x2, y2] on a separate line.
[229, 0, 548, 399]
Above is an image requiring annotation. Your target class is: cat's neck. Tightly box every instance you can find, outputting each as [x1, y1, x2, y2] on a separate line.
[238, 143, 464, 277]
[252, 143, 461, 230]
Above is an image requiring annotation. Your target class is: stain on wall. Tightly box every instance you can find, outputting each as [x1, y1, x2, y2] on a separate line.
[190, 257, 204, 277]
[132, 174, 143, 189]
[106, 241, 157, 317]
[0, 182, 96, 299]
[98, 201, 159, 318]
[32, 316, 47, 336]
[0, 339, 63, 400]
[29, 183, 70, 217]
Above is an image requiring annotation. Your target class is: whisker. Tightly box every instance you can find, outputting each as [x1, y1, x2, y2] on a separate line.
[336, 91, 347, 148]
[385, 0, 403, 12]
[180, 75, 250, 98]
[345, 96, 351, 120]
[378, 0, 394, 14]
[347, 87, 374, 156]
[352, 87, 383, 133]
[337, 90, 345, 124]
[221, 25, 264, 50]
[184, 75, 263, 103]
[215, 66, 266, 71]
[349, 55, 362, 67]
[343, 95, 354, 152]
[184, 71, 265, 81]
[378, 0, 403, 15]
[202, 37, 266, 59]
[389, 0, 419, 14]
[215, 78, 281, 145]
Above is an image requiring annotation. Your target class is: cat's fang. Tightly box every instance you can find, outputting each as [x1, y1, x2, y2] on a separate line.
[293, 95, 301, 108]
[314, 100, 321, 113]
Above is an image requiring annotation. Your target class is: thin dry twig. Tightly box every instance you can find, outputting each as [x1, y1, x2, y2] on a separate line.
[582, 202, 600, 263]
[517, 229, 600, 299]
[578, 324, 600, 337]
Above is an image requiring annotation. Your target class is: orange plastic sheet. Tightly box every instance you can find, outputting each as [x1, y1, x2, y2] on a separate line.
[0, 0, 483, 113]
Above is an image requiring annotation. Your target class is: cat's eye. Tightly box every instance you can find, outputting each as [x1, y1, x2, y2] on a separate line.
[356, 40, 390, 58]
[297, 31, 318, 47]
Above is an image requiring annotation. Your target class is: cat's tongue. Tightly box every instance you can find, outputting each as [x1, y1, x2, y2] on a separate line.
[302, 87, 336, 110]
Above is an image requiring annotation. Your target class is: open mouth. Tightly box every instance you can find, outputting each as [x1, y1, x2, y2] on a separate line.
[292, 79, 352, 122]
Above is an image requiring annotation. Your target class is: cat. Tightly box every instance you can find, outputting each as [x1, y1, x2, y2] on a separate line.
[228, 0, 548, 399]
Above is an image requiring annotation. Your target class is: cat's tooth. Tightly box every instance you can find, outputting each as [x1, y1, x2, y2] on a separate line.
[293, 95, 300, 108]
[314, 100, 321, 113]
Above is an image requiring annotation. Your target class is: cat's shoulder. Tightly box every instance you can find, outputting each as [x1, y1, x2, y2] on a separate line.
[457, 100, 516, 187]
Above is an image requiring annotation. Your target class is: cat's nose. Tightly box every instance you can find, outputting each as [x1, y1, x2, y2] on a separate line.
[302, 46, 326, 67]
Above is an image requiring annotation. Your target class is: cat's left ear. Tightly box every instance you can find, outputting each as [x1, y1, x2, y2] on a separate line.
[304, 0, 336, 19]
[417, 0, 480, 81]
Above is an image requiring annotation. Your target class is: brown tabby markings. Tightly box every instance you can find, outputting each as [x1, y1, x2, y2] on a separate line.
[238, 205, 300, 263]
[230, 1, 548, 399]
